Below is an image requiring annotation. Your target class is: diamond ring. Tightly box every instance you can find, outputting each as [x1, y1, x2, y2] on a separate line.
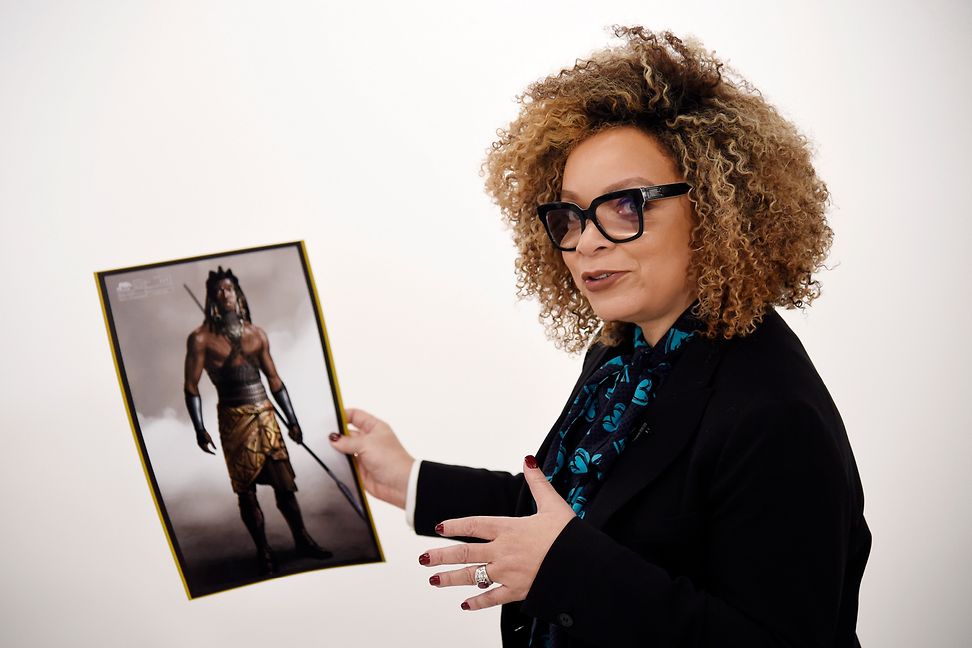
[474, 564, 492, 588]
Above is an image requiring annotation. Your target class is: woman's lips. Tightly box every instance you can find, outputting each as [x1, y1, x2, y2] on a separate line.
[583, 271, 627, 292]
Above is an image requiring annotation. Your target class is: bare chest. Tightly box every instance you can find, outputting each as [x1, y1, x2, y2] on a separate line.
[203, 328, 261, 370]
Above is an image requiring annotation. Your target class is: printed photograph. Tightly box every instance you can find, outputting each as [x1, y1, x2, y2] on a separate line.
[96, 241, 382, 598]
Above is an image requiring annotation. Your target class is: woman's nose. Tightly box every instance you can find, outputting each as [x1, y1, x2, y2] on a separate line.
[574, 218, 612, 255]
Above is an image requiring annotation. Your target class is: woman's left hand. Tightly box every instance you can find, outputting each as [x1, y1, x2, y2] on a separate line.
[419, 455, 576, 610]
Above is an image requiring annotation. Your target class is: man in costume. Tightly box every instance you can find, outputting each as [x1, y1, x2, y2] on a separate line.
[183, 266, 331, 575]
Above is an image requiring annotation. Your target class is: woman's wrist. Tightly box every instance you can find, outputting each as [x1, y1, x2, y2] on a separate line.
[404, 459, 421, 526]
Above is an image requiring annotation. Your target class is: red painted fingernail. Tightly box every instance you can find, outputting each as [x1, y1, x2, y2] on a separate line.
[525, 455, 538, 469]
[461, 602, 470, 611]
[429, 575, 440, 586]
[328, 433, 340, 442]
[434, 523, 444, 535]
[478, 582, 488, 589]
[419, 553, 430, 566]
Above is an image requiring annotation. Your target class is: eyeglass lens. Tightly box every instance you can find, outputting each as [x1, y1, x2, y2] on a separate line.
[546, 194, 641, 248]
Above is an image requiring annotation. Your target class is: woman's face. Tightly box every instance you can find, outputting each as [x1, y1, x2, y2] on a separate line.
[559, 126, 697, 346]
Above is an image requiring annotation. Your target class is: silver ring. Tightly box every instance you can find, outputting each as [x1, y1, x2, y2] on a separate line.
[474, 564, 492, 588]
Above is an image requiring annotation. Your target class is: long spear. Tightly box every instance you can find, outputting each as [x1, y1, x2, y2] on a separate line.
[184, 283, 367, 521]
[267, 401, 366, 521]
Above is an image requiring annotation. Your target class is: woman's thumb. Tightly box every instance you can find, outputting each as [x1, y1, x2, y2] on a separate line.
[524, 455, 558, 508]
[329, 431, 362, 456]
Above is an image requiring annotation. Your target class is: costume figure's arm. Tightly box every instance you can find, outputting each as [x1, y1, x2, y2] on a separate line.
[519, 400, 867, 647]
[413, 461, 525, 542]
[184, 331, 216, 454]
[255, 326, 302, 443]
[255, 326, 284, 393]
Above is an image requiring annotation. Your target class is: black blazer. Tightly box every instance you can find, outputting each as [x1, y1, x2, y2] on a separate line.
[414, 309, 870, 647]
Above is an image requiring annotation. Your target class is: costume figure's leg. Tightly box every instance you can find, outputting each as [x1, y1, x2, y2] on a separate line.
[238, 491, 278, 575]
[274, 489, 333, 560]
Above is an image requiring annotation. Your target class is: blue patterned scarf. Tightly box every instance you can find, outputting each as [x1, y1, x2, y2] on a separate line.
[530, 303, 703, 648]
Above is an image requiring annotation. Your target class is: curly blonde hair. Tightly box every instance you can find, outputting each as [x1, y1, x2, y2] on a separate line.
[483, 26, 832, 353]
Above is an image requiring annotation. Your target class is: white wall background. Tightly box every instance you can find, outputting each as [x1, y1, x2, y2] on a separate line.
[1, 1, 969, 646]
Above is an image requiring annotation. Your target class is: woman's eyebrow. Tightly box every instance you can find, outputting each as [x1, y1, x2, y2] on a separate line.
[560, 177, 658, 202]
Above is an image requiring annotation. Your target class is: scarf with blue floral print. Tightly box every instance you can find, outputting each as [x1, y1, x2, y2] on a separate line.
[530, 302, 703, 648]
[541, 303, 702, 518]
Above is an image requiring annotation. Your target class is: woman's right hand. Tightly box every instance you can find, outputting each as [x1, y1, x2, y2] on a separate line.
[329, 407, 415, 510]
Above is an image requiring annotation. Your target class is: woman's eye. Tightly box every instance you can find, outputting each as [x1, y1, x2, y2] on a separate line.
[613, 196, 639, 220]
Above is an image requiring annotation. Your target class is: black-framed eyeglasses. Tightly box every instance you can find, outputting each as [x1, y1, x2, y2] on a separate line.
[536, 183, 691, 251]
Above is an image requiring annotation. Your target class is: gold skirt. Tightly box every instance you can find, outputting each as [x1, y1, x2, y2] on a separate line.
[217, 400, 296, 493]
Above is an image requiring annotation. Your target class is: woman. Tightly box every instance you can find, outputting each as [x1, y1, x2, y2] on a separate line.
[329, 26, 870, 647]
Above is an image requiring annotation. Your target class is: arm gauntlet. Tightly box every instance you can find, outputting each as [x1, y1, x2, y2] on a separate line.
[272, 384, 299, 429]
[184, 390, 206, 433]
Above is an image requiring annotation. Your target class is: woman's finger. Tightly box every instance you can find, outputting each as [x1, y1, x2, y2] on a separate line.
[419, 541, 490, 567]
[436, 516, 505, 541]
[427, 564, 488, 588]
[461, 584, 515, 611]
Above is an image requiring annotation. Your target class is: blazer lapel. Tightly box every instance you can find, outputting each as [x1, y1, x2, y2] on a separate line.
[583, 335, 726, 529]
[515, 343, 614, 517]
[534, 342, 614, 466]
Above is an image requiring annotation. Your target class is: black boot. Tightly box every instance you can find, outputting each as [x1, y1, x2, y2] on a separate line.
[275, 489, 333, 560]
[294, 531, 334, 560]
[256, 545, 279, 577]
[239, 491, 279, 576]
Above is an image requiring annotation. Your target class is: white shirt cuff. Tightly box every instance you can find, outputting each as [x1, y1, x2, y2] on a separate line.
[405, 459, 422, 529]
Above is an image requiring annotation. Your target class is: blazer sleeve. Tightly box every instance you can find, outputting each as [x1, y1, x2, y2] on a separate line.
[520, 399, 859, 647]
[413, 460, 525, 539]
